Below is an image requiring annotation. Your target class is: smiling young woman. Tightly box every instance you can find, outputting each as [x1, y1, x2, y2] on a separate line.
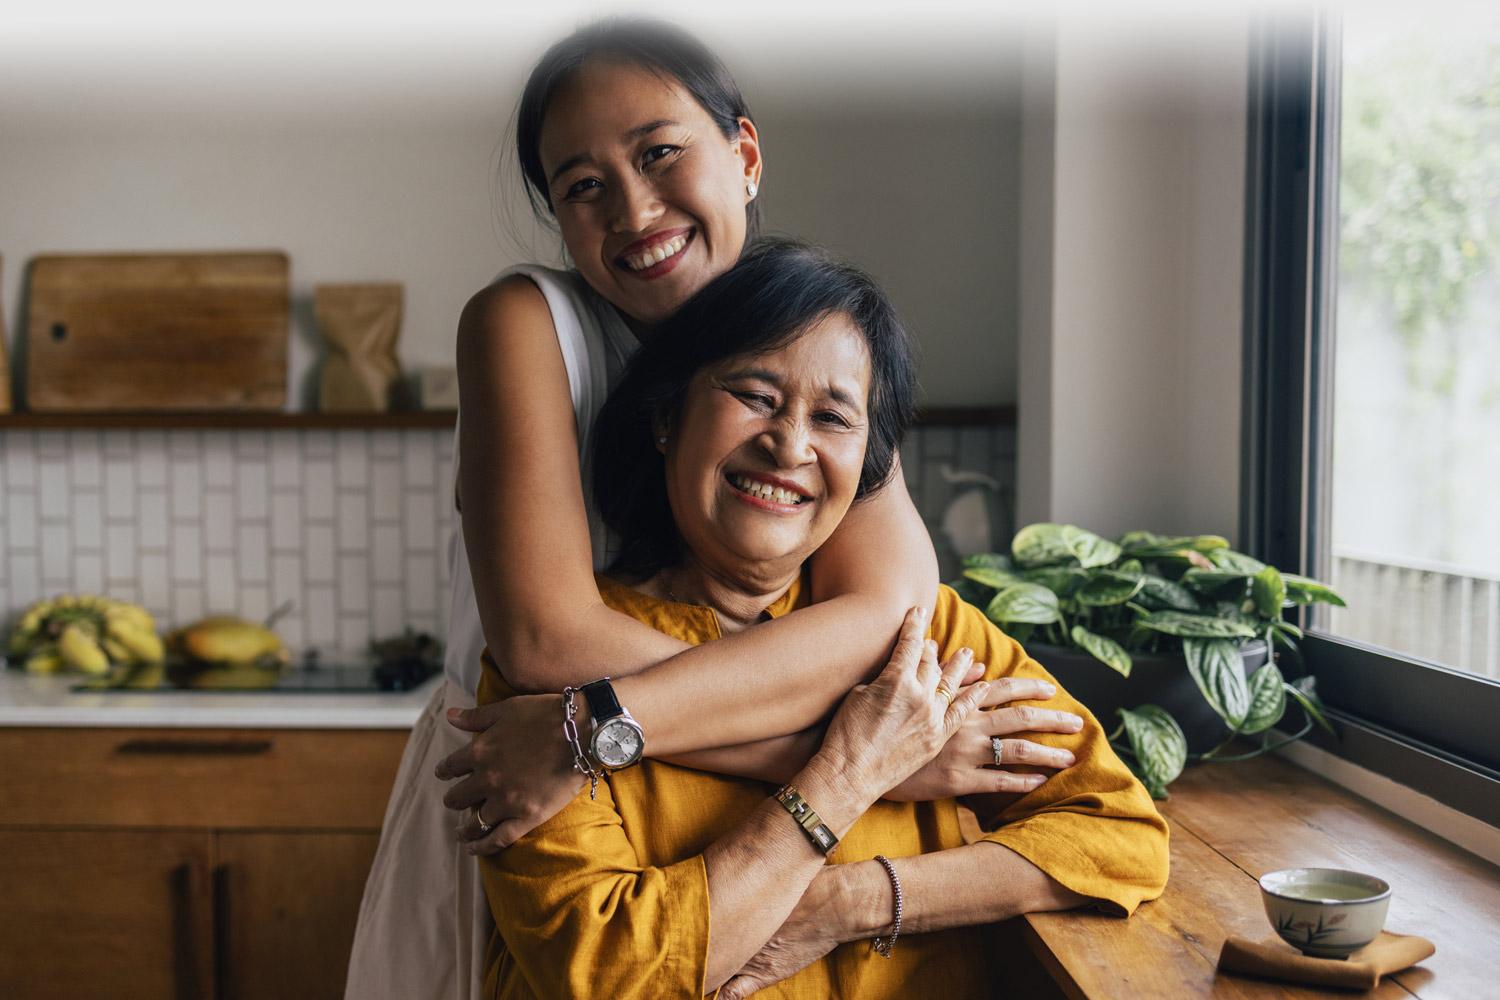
[534, 58, 762, 329]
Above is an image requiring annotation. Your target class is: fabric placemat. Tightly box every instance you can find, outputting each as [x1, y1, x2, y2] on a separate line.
[1217, 931, 1435, 990]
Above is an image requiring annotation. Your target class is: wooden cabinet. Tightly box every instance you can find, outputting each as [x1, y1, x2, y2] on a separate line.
[0, 727, 407, 1000]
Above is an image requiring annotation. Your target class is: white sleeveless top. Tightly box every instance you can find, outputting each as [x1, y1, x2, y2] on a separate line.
[442, 265, 639, 695]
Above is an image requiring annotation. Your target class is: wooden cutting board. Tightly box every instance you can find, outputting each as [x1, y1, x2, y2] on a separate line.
[25, 252, 289, 411]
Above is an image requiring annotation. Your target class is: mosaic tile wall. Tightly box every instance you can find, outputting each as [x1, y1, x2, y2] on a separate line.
[0, 423, 1014, 652]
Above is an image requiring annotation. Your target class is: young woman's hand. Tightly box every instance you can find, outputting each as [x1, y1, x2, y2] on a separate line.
[434, 695, 584, 854]
[807, 606, 989, 807]
[885, 679, 1084, 801]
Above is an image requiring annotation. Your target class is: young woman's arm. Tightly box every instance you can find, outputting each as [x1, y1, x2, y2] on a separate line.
[455, 276, 936, 752]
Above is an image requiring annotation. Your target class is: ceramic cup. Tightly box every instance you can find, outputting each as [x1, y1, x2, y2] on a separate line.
[1259, 867, 1392, 959]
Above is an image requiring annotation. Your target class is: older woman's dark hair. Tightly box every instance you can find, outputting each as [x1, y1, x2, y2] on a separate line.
[592, 238, 917, 579]
[516, 17, 761, 238]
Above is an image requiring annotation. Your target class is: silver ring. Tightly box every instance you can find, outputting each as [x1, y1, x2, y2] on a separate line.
[474, 810, 493, 836]
[991, 736, 1004, 766]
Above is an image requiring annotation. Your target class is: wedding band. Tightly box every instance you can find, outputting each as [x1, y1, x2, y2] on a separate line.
[934, 680, 956, 705]
[475, 810, 493, 836]
[991, 736, 1004, 766]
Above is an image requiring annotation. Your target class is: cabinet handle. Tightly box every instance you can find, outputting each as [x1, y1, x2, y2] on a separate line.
[116, 738, 273, 756]
[171, 859, 208, 1000]
[213, 863, 233, 1000]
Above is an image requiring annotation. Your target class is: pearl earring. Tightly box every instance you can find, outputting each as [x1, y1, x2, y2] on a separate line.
[657, 436, 667, 445]
[746, 181, 758, 199]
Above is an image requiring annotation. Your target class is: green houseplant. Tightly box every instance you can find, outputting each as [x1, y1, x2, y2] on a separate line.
[953, 523, 1345, 797]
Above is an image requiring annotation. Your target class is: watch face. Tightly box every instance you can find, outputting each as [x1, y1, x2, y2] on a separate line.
[593, 719, 644, 769]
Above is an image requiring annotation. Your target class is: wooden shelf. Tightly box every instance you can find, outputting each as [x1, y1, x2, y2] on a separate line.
[0, 410, 458, 430]
[0, 406, 1013, 432]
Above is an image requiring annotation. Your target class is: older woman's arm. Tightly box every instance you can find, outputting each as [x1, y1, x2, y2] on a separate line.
[481, 610, 985, 999]
[721, 585, 1170, 997]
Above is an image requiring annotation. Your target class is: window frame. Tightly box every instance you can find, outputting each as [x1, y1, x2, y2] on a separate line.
[1241, 9, 1500, 826]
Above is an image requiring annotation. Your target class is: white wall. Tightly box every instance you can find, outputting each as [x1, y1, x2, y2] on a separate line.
[0, 13, 1023, 409]
[1017, 11, 1249, 541]
[754, 91, 1022, 407]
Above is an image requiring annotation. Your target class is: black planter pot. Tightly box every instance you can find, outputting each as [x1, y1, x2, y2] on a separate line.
[1025, 640, 1270, 755]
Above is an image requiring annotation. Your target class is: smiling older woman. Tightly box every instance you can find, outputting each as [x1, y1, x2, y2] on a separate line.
[475, 240, 1170, 999]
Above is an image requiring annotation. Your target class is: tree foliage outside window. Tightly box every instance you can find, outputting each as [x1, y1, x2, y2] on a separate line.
[1330, 10, 1500, 673]
[1338, 23, 1500, 395]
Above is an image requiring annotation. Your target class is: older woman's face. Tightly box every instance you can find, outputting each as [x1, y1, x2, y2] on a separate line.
[663, 314, 872, 579]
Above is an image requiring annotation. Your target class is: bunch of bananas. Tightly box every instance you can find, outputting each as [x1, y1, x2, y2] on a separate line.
[6, 594, 166, 687]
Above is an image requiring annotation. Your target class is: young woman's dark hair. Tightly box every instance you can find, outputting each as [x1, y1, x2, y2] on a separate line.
[515, 17, 762, 238]
[591, 237, 918, 579]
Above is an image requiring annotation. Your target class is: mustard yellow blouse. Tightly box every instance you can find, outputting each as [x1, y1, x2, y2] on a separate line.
[477, 578, 1169, 999]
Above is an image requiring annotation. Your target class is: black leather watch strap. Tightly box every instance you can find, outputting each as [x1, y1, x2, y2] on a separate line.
[580, 678, 623, 722]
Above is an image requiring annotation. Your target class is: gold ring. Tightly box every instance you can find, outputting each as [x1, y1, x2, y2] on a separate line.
[934, 680, 956, 705]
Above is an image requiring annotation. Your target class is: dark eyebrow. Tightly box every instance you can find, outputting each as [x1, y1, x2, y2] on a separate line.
[547, 120, 682, 186]
[726, 367, 864, 411]
[627, 118, 679, 139]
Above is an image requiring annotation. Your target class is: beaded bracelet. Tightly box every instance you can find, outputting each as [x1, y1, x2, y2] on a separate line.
[871, 854, 904, 958]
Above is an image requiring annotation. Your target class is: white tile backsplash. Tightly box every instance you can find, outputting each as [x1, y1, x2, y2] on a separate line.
[271, 492, 301, 550]
[0, 425, 450, 644]
[305, 585, 338, 645]
[204, 432, 235, 487]
[40, 523, 71, 582]
[106, 523, 136, 581]
[139, 553, 170, 610]
[204, 491, 235, 550]
[337, 493, 369, 551]
[104, 460, 137, 519]
[74, 552, 104, 594]
[305, 524, 337, 584]
[71, 490, 103, 550]
[237, 462, 269, 519]
[205, 553, 237, 612]
[39, 460, 69, 518]
[171, 523, 203, 582]
[6, 491, 35, 550]
[336, 434, 369, 488]
[5, 432, 37, 487]
[170, 460, 203, 521]
[304, 461, 335, 519]
[270, 434, 302, 488]
[238, 524, 269, 583]
[370, 460, 402, 521]
[10, 553, 40, 607]
[372, 524, 402, 584]
[404, 491, 437, 552]
[70, 438, 101, 488]
[138, 491, 169, 548]
[0, 422, 1011, 646]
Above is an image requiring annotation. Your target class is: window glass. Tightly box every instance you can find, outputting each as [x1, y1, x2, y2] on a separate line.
[1329, 9, 1500, 680]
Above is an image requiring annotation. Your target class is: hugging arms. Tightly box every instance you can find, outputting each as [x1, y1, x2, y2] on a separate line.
[473, 241, 1170, 999]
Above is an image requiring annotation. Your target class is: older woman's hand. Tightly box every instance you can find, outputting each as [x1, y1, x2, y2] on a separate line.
[886, 679, 1084, 801]
[807, 606, 990, 806]
[717, 867, 848, 1000]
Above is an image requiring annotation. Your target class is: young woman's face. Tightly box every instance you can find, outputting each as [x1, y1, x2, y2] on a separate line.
[538, 59, 761, 327]
[663, 314, 872, 583]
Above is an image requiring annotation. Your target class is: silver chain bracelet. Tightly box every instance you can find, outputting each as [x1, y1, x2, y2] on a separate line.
[871, 854, 903, 958]
[560, 686, 600, 801]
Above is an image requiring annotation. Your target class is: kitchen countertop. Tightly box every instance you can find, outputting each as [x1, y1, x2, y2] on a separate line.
[0, 668, 439, 729]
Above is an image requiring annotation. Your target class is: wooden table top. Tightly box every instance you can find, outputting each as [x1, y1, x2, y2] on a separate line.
[1021, 754, 1499, 999]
